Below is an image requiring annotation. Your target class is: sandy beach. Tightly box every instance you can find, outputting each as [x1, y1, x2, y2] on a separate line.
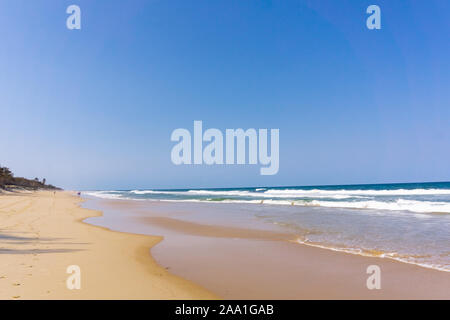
[1, 191, 449, 300]
[0, 191, 217, 299]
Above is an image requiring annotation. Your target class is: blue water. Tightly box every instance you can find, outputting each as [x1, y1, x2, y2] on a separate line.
[86, 182, 450, 271]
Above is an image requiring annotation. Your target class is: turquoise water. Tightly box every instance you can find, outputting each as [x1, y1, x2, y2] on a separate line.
[87, 182, 450, 271]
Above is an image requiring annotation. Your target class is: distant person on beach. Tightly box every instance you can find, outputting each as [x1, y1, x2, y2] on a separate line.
[77, 192, 81, 197]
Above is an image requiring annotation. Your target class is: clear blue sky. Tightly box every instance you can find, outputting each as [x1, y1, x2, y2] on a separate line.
[1, 0, 449, 190]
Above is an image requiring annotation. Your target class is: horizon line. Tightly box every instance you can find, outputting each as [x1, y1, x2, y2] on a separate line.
[77, 180, 450, 192]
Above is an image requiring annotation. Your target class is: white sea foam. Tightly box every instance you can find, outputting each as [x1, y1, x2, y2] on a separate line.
[129, 197, 450, 214]
[187, 190, 252, 196]
[304, 199, 450, 213]
[86, 188, 450, 213]
[294, 239, 450, 272]
[129, 187, 450, 199]
[84, 191, 125, 200]
[256, 199, 446, 213]
[129, 190, 177, 195]
[129, 189, 359, 199]
[264, 188, 450, 196]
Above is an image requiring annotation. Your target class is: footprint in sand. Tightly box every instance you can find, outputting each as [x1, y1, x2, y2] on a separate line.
[12, 283, 21, 286]
[0, 276, 6, 279]
[12, 296, 21, 299]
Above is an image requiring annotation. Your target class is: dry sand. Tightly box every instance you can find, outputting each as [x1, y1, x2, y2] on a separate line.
[0, 191, 217, 299]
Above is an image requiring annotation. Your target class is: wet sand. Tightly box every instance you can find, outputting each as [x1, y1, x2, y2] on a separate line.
[84, 197, 450, 299]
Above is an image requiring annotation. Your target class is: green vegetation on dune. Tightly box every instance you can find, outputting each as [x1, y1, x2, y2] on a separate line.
[0, 166, 60, 191]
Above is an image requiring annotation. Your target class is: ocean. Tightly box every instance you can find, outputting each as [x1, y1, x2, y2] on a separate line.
[86, 182, 450, 272]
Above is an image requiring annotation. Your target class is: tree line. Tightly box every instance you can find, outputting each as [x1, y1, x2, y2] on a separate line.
[0, 166, 59, 190]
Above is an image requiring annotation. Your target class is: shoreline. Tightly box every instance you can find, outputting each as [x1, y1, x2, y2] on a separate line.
[0, 191, 217, 299]
[84, 196, 450, 274]
[83, 196, 450, 299]
[291, 238, 450, 274]
[1, 190, 449, 299]
[86, 185, 450, 273]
